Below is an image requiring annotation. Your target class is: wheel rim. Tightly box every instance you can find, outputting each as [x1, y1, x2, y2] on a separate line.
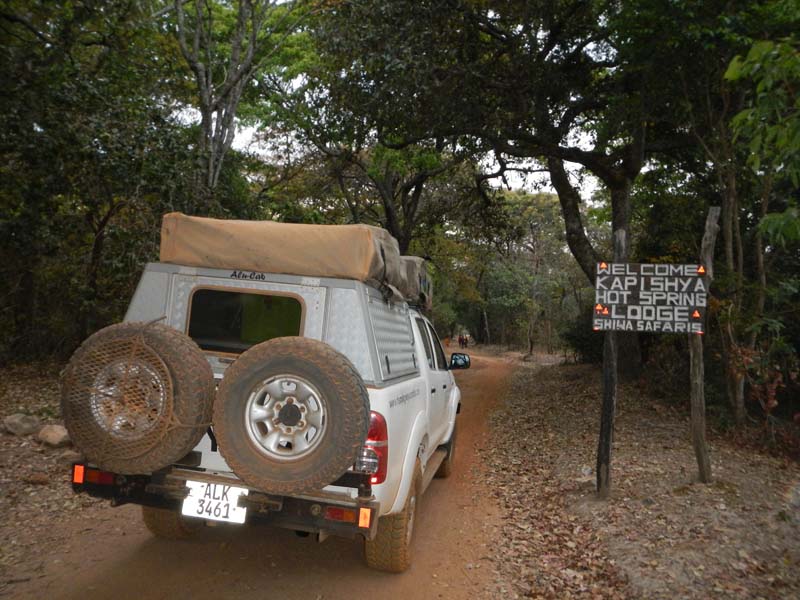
[89, 359, 167, 440]
[244, 374, 328, 461]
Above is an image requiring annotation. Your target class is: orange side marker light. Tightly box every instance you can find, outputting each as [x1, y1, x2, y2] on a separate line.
[358, 507, 371, 528]
[72, 464, 85, 484]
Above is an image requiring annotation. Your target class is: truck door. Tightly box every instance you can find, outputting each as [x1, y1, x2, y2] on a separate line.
[420, 319, 452, 446]
[413, 315, 435, 423]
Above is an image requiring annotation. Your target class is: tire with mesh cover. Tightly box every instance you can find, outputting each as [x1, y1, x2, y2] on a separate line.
[214, 337, 370, 495]
[61, 322, 214, 474]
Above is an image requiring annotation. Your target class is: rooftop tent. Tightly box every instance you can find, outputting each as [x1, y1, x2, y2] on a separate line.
[159, 213, 427, 302]
[399, 256, 433, 311]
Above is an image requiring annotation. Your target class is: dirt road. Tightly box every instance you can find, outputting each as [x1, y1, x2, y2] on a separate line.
[8, 351, 512, 600]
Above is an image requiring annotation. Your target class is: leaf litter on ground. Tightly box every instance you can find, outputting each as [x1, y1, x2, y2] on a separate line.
[477, 356, 800, 599]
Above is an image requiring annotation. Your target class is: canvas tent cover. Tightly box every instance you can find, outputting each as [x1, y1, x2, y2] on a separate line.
[160, 212, 430, 305]
[399, 255, 432, 310]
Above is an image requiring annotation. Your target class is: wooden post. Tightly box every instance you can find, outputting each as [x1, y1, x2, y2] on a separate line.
[689, 207, 720, 484]
[596, 229, 627, 498]
[596, 331, 617, 497]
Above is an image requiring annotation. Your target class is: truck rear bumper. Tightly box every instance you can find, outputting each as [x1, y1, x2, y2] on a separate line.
[70, 464, 380, 541]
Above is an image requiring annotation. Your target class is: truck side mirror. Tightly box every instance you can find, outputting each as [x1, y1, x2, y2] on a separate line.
[449, 353, 470, 370]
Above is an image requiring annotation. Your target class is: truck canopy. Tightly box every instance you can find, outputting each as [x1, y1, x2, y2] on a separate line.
[159, 212, 430, 307]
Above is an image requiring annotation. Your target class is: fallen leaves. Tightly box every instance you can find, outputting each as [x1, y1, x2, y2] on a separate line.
[477, 357, 800, 599]
[478, 365, 629, 599]
[22, 472, 50, 485]
[0, 363, 103, 593]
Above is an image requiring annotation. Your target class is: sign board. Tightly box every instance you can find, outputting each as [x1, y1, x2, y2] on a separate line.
[593, 262, 708, 334]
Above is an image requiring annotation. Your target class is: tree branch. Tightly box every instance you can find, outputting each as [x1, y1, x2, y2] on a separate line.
[0, 10, 54, 45]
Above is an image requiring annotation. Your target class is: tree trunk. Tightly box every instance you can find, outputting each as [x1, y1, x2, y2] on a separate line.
[596, 182, 631, 498]
[545, 320, 554, 354]
[609, 183, 641, 381]
[690, 333, 712, 483]
[719, 321, 746, 425]
[11, 268, 36, 357]
[617, 332, 642, 381]
[482, 308, 491, 344]
[597, 330, 618, 498]
[375, 179, 404, 248]
[721, 178, 735, 278]
[527, 317, 535, 355]
[548, 157, 600, 285]
[689, 206, 720, 484]
[79, 229, 106, 341]
[718, 162, 747, 425]
[397, 231, 412, 255]
[79, 201, 123, 340]
[571, 282, 583, 313]
[730, 358, 747, 425]
[749, 176, 772, 347]
[175, 0, 272, 201]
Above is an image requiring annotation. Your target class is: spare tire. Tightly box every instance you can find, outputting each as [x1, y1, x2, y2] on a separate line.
[214, 337, 370, 495]
[61, 322, 214, 474]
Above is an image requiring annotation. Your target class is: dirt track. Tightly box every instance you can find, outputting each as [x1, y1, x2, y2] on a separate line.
[6, 350, 512, 599]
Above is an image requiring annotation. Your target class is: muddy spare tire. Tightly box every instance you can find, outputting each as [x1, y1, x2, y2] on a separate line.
[61, 322, 214, 474]
[214, 337, 370, 495]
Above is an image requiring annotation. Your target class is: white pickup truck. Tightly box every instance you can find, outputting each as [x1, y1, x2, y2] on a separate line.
[62, 215, 470, 573]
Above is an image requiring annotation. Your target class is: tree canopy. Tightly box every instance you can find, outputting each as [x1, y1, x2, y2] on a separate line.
[0, 0, 797, 440]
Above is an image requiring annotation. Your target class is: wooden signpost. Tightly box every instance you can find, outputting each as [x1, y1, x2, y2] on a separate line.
[592, 263, 708, 334]
[593, 207, 720, 495]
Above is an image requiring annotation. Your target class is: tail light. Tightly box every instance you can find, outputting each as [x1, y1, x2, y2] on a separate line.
[355, 411, 388, 485]
[323, 505, 373, 529]
[72, 464, 114, 485]
[324, 506, 357, 523]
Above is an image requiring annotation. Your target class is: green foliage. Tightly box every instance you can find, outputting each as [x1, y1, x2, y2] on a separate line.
[727, 37, 800, 185]
[0, 1, 259, 361]
[738, 319, 799, 417]
[0, 0, 797, 443]
[758, 206, 800, 246]
[630, 167, 710, 263]
[411, 191, 593, 352]
[719, 24, 800, 424]
[559, 309, 604, 364]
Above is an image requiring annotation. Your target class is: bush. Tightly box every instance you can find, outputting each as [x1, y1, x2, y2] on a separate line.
[559, 309, 603, 363]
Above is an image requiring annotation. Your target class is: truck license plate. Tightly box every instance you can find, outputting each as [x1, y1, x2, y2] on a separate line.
[181, 480, 249, 524]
